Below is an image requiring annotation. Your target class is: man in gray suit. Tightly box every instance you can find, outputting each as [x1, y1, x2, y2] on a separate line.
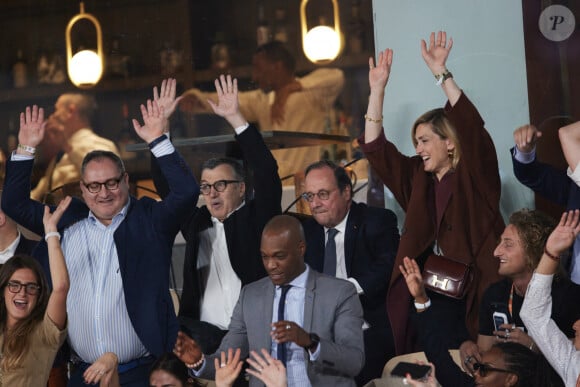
[174, 214, 364, 387]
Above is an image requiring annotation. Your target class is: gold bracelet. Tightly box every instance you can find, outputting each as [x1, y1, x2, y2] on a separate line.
[364, 114, 383, 123]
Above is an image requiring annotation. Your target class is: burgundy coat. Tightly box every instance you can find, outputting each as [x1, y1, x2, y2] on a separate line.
[359, 93, 504, 353]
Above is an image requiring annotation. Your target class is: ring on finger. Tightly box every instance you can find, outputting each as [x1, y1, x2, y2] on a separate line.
[220, 363, 227, 368]
[285, 324, 291, 330]
[505, 330, 511, 339]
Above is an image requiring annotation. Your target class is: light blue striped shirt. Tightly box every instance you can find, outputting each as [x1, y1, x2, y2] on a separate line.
[63, 202, 148, 363]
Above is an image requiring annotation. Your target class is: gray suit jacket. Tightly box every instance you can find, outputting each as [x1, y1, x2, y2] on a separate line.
[201, 268, 364, 386]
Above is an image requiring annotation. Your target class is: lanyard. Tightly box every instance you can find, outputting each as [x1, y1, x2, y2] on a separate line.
[508, 283, 514, 318]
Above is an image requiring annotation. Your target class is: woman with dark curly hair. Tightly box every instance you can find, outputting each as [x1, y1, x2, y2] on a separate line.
[0, 196, 70, 385]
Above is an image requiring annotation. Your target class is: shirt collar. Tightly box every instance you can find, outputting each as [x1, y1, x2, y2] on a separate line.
[211, 200, 246, 224]
[324, 209, 349, 235]
[0, 231, 21, 255]
[88, 198, 130, 226]
[278, 264, 310, 290]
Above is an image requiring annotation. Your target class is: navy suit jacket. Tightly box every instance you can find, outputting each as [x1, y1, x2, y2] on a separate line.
[16, 234, 38, 256]
[2, 150, 198, 358]
[511, 148, 580, 210]
[302, 202, 399, 327]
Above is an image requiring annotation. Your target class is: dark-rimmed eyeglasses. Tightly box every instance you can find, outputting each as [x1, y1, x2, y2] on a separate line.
[7, 280, 41, 296]
[301, 189, 336, 202]
[470, 362, 512, 377]
[199, 180, 241, 195]
[83, 174, 125, 194]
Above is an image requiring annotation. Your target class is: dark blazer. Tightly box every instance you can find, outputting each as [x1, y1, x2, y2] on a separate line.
[16, 234, 38, 255]
[2, 151, 198, 358]
[201, 269, 365, 387]
[302, 202, 399, 382]
[302, 201, 399, 320]
[511, 149, 580, 210]
[154, 124, 282, 320]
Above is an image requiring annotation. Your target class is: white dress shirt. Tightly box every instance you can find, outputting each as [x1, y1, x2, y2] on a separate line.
[0, 232, 21, 264]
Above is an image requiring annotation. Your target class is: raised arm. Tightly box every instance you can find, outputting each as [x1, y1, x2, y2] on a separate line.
[131, 99, 167, 144]
[538, 209, 580, 275]
[420, 31, 461, 106]
[152, 78, 183, 133]
[44, 195, 71, 330]
[16, 105, 45, 156]
[364, 48, 393, 144]
[208, 74, 247, 128]
[513, 124, 542, 154]
[559, 121, 580, 174]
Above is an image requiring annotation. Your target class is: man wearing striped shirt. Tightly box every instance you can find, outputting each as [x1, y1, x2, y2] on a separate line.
[2, 100, 198, 387]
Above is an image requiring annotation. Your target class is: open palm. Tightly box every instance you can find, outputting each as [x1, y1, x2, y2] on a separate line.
[208, 74, 239, 117]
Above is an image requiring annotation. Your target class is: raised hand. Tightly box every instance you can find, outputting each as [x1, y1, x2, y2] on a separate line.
[246, 349, 287, 387]
[18, 105, 45, 151]
[546, 210, 580, 256]
[420, 31, 453, 74]
[208, 74, 239, 118]
[132, 99, 166, 143]
[215, 348, 243, 387]
[368, 48, 393, 92]
[399, 257, 428, 302]
[513, 124, 542, 153]
[153, 78, 182, 124]
[43, 196, 71, 234]
[82, 352, 119, 387]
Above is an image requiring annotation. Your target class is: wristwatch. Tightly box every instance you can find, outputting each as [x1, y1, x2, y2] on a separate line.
[434, 69, 453, 85]
[304, 333, 320, 352]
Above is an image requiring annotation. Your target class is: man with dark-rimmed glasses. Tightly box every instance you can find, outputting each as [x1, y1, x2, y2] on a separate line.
[151, 75, 282, 357]
[2, 99, 199, 387]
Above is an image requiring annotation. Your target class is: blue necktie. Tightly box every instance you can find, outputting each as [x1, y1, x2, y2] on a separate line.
[277, 284, 292, 366]
[324, 228, 338, 276]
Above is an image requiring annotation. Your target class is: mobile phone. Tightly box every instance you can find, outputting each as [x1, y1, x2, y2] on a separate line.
[390, 362, 431, 380]
[493, 311, 509, 331]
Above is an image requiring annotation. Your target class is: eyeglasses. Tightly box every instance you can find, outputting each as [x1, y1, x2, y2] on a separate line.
[301, 189, 336, 202]
[470, 362, 512, 377]
[6, 281, 41, 296]
[199, 180, 241, 195]
[83, 174, 125, 194]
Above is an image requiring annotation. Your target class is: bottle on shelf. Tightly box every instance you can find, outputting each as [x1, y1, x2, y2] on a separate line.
[256, 2, 271, 46]
[348, 0, 365, 55]
[273, 7, 288, 43]
[12, 49, 28, 88]
[117, 102, 138, 161]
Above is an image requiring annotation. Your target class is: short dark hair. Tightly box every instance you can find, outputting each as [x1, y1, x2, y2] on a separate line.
[149, 352, 201, 386]
[201, 158, 245, 181]
[305, 160, 352, 196]
[255, 40, 296, 73]
[81, 150, 126, 177]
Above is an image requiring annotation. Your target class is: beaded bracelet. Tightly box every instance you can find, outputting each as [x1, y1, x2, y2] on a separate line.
[44, 232, 61, 241]
[543, 247, 560, 261]
[364, 114, 383, 123]
[18, 144, 36, 155]
[185, 353, 205, 369]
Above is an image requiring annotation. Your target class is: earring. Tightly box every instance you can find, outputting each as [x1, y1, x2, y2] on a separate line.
[447, 150, 454, 159]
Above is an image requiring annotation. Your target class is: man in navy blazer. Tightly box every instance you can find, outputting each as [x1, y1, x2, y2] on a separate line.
[2, 102, 198, 387]
[300, 160, 400, 384]
[512, 124, 580, 283]
[174, 214, 364, 387]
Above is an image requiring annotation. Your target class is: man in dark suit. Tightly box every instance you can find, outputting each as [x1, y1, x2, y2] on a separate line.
[300, 160, 400, 384]
[152, 75, 282, 352]
[0, 191, 38, 263]
[174, 214, 364, 387]
[512, 123, 580, 284]
[2, 101, 198, 387]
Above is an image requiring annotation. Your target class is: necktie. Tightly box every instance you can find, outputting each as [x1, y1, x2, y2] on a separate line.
[323, 228, 338, 276]
[277, 284, 292, 366]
